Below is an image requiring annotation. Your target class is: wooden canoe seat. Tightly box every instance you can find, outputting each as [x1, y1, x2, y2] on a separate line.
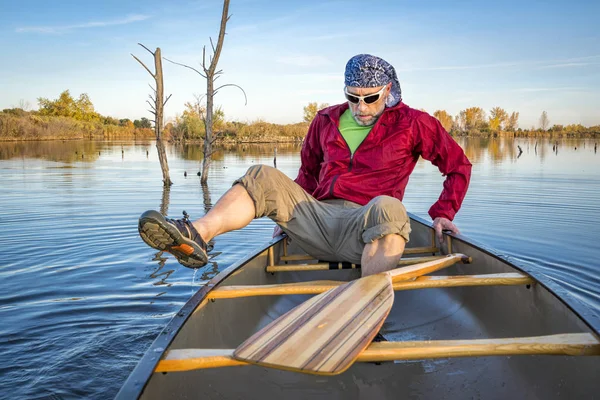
[278, 246, 440, 263]
[267, 255, 445, 273]
[155, 333, 600, 372]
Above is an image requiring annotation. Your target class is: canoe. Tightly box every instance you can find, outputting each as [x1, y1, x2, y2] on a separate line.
[117, 213, 600, 399]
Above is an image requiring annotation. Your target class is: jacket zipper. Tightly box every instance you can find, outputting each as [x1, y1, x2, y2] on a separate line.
[328, 112, 383, 197]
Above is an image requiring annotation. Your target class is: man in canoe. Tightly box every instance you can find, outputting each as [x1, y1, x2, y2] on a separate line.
[138, 54, 472, 276]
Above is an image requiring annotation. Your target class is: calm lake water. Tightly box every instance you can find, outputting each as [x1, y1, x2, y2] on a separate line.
[0, 138, 599, 399]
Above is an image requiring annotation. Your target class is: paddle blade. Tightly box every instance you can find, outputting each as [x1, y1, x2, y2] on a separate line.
[233, 274, 394, 375]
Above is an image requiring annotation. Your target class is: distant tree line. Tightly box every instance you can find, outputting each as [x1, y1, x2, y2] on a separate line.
[0, 90, 155, 141]
[431, 107, 599, 137]
[164, 97, 308, 142]
[2, 92, 599, 141]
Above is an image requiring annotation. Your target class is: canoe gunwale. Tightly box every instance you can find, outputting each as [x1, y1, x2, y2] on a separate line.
[117, 212, 600, 399]
[115, 235, 287, 400]
[411, 212, 600, 337]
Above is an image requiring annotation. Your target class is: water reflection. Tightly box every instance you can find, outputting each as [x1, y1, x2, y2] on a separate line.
[150, 252, 174, 288]
[201, 182, 212, 214]
[0, 139, 153, 162]
[160, 186, 170, 216]
[1, 138, 594, 167]
[200, 182, 219, 281]
[454, 137, 597, 165]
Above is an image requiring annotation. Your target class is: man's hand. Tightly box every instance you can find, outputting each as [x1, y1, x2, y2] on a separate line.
[273, 225, 284, 238]
[432, 217, 460, 244]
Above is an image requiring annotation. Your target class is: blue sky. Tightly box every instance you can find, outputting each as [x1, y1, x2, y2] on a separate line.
[1, 0, 599, 128]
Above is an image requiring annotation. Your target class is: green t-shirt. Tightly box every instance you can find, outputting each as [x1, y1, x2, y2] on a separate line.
[338, 109, 373, 154]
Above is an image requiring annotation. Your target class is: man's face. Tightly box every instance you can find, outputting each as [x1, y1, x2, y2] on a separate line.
[345, 84, 390, 126]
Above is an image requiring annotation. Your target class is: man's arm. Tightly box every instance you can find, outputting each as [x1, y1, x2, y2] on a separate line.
[294, 115, 324, 193]
[413, 114, 472, 240]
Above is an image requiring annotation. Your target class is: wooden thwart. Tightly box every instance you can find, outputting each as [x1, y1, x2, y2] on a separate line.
[156, 333, 600, 372]
[208, 273, 533, 299]
[267, 255, 444, 273]
[279, 246, 440, 262]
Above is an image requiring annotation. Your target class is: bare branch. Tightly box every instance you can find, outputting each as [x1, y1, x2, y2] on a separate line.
[207, 0, 230, 75]
[131, 54, 155, 78]
[147, 109, 156, 116]
[202, 47, 207, 70]
[213, 83, 248, 105]
[146, 100, 156, 111]
[164, 57, 207, 78]
[163, 94, 172, 107]
[210, 37, 216, 54]
[148, 83, 157, 94]
[138, 43, 155, 56]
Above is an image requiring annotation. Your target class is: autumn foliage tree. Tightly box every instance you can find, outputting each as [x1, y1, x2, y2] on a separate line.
[37, 90, 100, 122]
[303, 102, 329, 123]
[458, 107, 487, 133]
[506, 112, 519, 132]
[539, 111, 550, 131]
[488, 107, 509, 132]
[432, 110, 453, 132]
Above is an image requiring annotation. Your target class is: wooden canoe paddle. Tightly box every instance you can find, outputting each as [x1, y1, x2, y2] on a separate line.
[233, 253, 471, 375]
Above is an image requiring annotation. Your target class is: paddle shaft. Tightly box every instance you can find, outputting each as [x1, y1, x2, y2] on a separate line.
[388, 253, 471, 282]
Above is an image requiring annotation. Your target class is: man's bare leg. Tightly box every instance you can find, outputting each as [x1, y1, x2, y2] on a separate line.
[192, 184, 256, 242]
[361, 234, 406, 277]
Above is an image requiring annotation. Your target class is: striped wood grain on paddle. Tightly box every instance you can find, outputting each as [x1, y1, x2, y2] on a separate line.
[233, 274, 394, 375]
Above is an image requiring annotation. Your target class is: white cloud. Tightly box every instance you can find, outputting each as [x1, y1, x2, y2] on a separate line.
[16, 14, 151, 34]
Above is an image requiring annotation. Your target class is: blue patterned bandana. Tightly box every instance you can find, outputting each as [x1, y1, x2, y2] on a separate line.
[344, 54, 402, 107]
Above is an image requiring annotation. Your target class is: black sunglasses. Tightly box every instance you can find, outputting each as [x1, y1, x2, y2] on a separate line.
[344, 85, 387, 104]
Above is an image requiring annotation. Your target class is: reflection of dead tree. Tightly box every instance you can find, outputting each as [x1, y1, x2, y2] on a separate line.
[160, 185, 171, 216]
[201, 182, 216, 253]
[201, 182, 213, 214]
[165, 0, 246, 184]
[199, 260, 220, 281]
[150, 252, 174, 287]
[517, 145, 523, 158]
[132, 44, 173, 187]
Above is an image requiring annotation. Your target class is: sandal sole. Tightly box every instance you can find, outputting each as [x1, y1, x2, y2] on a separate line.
[138, 210, 208, 269]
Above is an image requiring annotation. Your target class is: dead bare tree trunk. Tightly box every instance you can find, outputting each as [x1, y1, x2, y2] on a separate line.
[132, 44, 173, 187]
[200, 0, 229, 184]
[165, 0, 246, 184]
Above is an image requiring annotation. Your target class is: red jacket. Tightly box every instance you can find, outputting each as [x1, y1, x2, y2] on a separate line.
[294, 102, 472, 221]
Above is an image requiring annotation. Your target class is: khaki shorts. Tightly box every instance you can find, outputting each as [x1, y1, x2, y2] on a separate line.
[234, 165, 411, 264]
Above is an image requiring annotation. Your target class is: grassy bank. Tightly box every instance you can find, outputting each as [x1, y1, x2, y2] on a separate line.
[2, 109, 598, 143]
[0, 111, 154, 141]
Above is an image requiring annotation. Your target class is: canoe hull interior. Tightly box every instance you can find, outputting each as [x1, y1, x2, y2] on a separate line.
[124, 216, 599, 399]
